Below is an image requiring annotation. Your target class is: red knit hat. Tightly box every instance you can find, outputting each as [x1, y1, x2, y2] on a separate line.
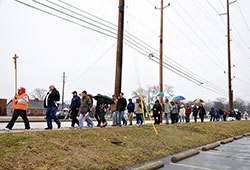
[19, 87, 26, 94]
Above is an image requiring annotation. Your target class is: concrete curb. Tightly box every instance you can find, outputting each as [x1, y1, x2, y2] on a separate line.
[201, 143, 220, 151]
[220, 138, 233, 144]
[171, 150, 200, 163]
[243, 132, 250, 137]
[233, 135, 243, 140]
[130, 161, 164, 170]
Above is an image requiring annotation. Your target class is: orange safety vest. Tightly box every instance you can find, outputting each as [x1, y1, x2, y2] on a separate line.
[13, 93, 30, 111]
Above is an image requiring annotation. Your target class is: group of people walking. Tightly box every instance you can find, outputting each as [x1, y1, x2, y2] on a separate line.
[3, 85, 245, 131]
[209, 108, 228, 122]
[162, 99, 206, 124]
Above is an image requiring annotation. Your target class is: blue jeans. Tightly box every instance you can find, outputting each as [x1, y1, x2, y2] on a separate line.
[180, 116, 185, 123]
[46, 106, 60, 129]
[112, 111, 117, 125]
[165, 113, 170, 124]
[220, 115, 224, 121]
[79, 112, 93, 128]
[136, 113, 143, 125]
[118, 111, 127, 126]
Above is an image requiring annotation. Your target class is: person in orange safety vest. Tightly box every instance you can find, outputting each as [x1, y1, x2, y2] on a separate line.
[4, 87, 31, 131]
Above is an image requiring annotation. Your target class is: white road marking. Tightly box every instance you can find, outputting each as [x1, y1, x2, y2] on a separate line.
[204, 151, 250, 160]
[169, 162, 215, 170]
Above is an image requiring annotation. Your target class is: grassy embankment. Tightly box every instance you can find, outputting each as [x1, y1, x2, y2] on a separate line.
[0, 120, 250, 170]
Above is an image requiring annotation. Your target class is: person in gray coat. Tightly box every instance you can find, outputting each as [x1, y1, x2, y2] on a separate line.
[164, 98, 171, 124]
[79, 91, 93, 128]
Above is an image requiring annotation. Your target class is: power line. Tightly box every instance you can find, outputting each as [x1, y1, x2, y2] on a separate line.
[236, 0, 250, 34]
[15, 0, 228, 97]
[171, 5, 225, 70]
[191, 0, 225, 32]
[56, 0, 228, 90]
[46, 0, 118, 32]
[128, 2, 227, 88]
[14, 0, 117, 39]
[175, 0, 226, 68]
[32, 0, 118, 37]
[123, 40, 227, 95]
[236, 77, 250, 86]
[68, 42, 117, 87]
[126, 42, 227, 97]
[207, 0, 250, 62]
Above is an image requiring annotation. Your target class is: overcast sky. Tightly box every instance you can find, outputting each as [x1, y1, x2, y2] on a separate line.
[0, 0, 250, 103]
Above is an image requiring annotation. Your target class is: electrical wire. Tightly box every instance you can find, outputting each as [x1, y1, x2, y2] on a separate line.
[236, 0, 250, 33]
[68, 42, 117, 87]
[14, 0, 228, 97]
[175, 0, 226, 68]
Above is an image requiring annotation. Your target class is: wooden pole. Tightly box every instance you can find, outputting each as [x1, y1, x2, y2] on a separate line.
[114, 0, 125, 97]
[159, 0, 164, 122]
[62, 72, 65, 110]
[13, 54, 18, 96]
[227, 0, 233, 111]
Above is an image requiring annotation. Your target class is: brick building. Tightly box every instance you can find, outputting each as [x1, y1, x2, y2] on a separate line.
[0, 98, 7, 116]
[7, 98, 46, 116]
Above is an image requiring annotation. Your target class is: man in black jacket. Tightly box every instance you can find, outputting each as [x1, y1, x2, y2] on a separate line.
[44, 85, 61, 130]
[198, 104, 206, 122]
[69, 91, 80, 129]
[116, 92, 127, 126]
[153, 100, 162, 125]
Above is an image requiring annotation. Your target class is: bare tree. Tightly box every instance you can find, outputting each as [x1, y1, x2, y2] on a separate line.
[30, 88, 47, 100]
[131, 87, 147, 98]
[132, 84, 174, 105]
[233, 98, 246, 112]
[213, 97, 227, 110]
[164, 85, 174, 98]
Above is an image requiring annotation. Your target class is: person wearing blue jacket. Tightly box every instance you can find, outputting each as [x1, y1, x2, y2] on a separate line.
[127, 98, 135, 125]
[210, 108, 216, 122]
[69, 91, 81, 129]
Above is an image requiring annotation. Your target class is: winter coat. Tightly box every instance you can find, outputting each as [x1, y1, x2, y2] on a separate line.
[192, 107, 198, 117]
[219, 109, 224, 115]
[185, 107, 191, 114]
[199, 107, 206, 117]
[70, 95, 81, 110]
[110, 99, 117, 112]
[127, 102, 135, 113]
[164, 102, 171, 113]
[135, 103, 143, 114]
[44, 88, 60, 108]
[79, 96, 92, 114]
[153, 103, 162, 116]
[179, 108, 186, 116]
[116, 97, 127, 112]
[171, 104, 178, 114]
[210, 109, 216, 116]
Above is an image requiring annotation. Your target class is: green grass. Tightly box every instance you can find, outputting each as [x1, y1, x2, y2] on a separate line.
[0, 121, 250, 170]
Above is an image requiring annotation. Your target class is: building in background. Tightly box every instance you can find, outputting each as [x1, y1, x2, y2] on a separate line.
[7, 98, 46, 116]
[0, 98, 7, 116]
[6, 98, 70, 116]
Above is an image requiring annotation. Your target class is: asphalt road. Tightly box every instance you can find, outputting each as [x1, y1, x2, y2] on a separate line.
[158, 136, 250, 170]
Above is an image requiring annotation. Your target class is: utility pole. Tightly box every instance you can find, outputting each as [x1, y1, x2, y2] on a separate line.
[159, 0, 164, 106]
[13, 54, 18, 96]
[227, 0, 233, 111]
[62, 72, 65, 110]
[114, 0, 125, 97]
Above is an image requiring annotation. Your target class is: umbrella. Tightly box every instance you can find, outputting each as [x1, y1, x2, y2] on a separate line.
[172, 96, 185, 101]
[193, 99, 205, 103]
[157, 92, 164, 97]
[93, 94, 115, 104]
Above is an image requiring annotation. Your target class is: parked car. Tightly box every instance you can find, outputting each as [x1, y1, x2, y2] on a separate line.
[56, 111, 68, 119]
[44, 110, 71, 120]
